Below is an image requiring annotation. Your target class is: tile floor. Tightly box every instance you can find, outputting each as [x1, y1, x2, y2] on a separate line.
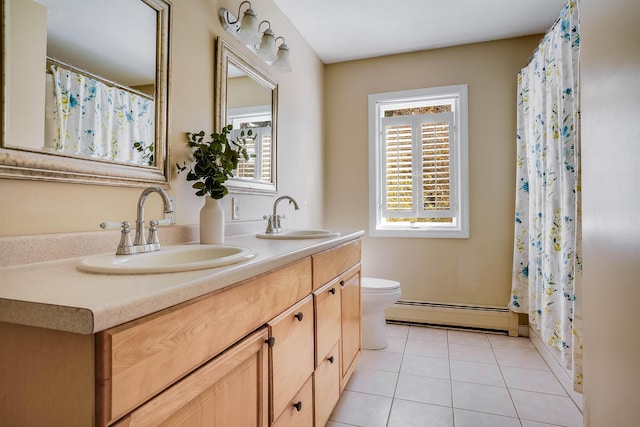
[328, 324, 583, 427]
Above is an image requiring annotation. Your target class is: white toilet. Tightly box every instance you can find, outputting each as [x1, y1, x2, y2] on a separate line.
[361, 277, 402, 350]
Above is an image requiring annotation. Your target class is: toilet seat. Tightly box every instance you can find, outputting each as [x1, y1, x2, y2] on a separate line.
[362, 277, 401, 294]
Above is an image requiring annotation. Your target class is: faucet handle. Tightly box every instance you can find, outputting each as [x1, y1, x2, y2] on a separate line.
[115, 221, 134, 255]
[263, 215, 275, 233]
[100, 221, 127, 230]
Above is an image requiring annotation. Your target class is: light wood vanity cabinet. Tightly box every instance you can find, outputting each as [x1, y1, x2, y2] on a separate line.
[96, 258, 312, 425]
[0, 237, 362, 427]
[113, 328, 270, 427]
[312, 239, 362, 389]
[268, 295, 315, 424]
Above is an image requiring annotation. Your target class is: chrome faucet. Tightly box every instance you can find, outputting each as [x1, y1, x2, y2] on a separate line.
[264, 195, 299, 233]
[101, 186, 174, 255]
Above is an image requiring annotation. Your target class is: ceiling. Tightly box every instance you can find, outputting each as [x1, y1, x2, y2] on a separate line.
[273, 0, 567, 64]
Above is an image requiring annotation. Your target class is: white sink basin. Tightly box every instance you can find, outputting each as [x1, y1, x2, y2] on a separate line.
[256, 229, 340, 240]
[78, 245, 255, 274]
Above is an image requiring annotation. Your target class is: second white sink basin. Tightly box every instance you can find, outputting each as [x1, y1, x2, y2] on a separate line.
[256, 229, 340, 240]
[78, 244, 255, 274]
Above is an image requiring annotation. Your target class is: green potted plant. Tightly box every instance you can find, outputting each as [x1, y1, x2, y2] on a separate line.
[177, 125, 250, 243]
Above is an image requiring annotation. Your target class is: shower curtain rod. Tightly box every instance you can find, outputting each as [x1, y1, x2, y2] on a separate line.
[45, 56, 154, 101]
[524, 2, 568, 66]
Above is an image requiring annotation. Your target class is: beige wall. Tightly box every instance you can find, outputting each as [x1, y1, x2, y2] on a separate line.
[324, 36, 541, 307]
[581, 0, 640, 424]
[0, 0, 324, 237]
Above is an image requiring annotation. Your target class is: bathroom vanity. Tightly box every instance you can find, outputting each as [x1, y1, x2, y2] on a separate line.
[0, 231, 363, 427]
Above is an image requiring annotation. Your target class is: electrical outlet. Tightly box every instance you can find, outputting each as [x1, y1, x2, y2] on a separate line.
[168, 196, 177, 224]
[232, 197, 240, 220]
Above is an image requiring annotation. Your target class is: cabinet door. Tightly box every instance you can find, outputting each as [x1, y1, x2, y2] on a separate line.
[314, 342, 341, 427]
[268, 295, 315, 423]
[117, 328, 269, 427]
[271, 376, 313, 427]
[340, 266, 361, 386]
[314, 278, 341, 367]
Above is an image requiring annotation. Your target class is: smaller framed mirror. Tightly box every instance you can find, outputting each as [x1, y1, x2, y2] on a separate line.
[215, 38, 277, 194]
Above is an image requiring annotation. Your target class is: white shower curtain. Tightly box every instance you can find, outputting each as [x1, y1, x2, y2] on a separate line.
[50, 64, 155, 165]
[510, 1, 582, 392]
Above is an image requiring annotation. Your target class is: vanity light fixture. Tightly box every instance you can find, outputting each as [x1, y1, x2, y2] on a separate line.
[223, 1, 260, 45]
[272, 37, 292, 72]
[256, 21, 278, 63]
[219, 2, 292, 72]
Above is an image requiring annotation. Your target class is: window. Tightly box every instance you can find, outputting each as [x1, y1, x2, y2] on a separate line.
[229, 106, 272, 183]
[368, 85, 469, 238]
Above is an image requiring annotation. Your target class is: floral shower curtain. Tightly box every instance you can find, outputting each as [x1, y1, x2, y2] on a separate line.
[50, 64, 155, 165]
[510, 1, 582, 392]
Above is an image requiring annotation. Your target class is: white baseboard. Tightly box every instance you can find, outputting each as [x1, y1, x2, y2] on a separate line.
[528, 326, 583, 412]
[385, 300, 519, 336]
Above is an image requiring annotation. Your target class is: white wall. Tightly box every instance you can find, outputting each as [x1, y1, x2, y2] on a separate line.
[581, 0, 640, 424]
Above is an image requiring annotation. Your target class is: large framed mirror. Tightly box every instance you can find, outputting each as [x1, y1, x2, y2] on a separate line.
[0, 0, 171, 187]
[215, 38, 277, 195]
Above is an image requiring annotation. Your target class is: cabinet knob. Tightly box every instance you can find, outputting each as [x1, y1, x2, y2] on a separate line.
[329, 287, 336, 295]
[265, 336, 276, 348]
[328, 356, 335, 364]
[294, 312, 304, 321]
[293, 401, 303, 412]
[340, 280, 345, 287]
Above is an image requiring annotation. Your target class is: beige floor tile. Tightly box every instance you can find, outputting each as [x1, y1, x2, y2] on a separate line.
[448, 343, 497, 364]
[451, 381, 518, 418]
[388, 399, 454, 427]
[405, 339, 449, 358]
[488, 334, 536, 350]
[379, 336, 407, 354]
[450, 359, 505, 387]
[395, 374, 452, 406]
[501, 365, 567, 395]
[408, 325, 449, 342]
[329, 390, 392, 427]
[511, 389, 583, 427]
[453, 408, 521, 427]
[331, 325, 583, 427]
[400, 353, 450, 380]
[447, 330, 491, 347]
[345, 367, 399, 397]
[358, 349, 403, 372]
[387, 323, 410, 338]
[493, 347, 550, 371]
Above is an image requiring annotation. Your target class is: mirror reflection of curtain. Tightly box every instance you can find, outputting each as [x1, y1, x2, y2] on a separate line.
[510, 1, 582, 392]
[49, 64, 155, 165]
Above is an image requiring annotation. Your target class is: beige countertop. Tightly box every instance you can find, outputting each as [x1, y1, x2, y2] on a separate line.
[0, 230, 364, 334]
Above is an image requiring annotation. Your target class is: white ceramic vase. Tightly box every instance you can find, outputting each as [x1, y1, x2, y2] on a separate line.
[200, 197, 224, 244]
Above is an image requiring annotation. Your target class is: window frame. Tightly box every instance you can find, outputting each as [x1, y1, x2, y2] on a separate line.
[368, 84, 469, 238]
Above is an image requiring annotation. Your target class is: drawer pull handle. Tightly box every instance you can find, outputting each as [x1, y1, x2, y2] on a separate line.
[294, 312, 304, 321]
[340, 280, 345, 287]
[329, 287, 336, 295]
[293, 401, 303, 412]
[328, 356, 335, 364]
[265, 336, 276, 348]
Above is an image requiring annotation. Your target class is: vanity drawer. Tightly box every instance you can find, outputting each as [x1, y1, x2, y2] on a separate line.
[314, 278, 341, 366]
[96, 258, 312, 426]
[112, 328, 269, 427]
[312, 239, 361, 289]
[268, 295, 315, 423]
[314, 341, 341, 427]
[271, 376, 313, 427]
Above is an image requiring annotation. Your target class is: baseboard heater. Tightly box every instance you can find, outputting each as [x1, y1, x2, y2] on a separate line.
[385, 300, 519, 336]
